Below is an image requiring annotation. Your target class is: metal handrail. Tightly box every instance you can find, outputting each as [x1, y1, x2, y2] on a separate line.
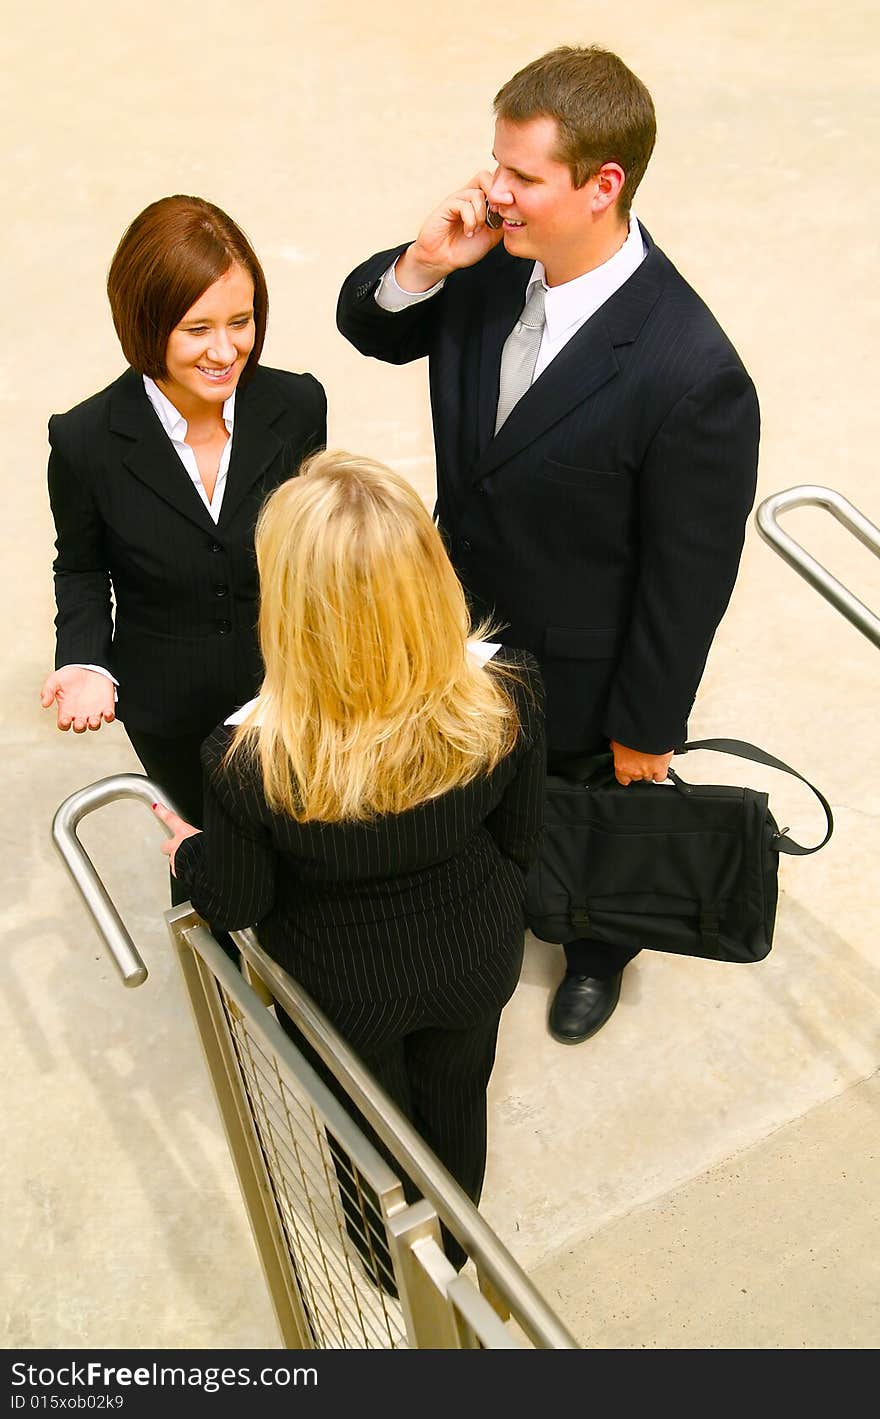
[755, 484, 880, 649]
[51, 773, 181, 987]
[52, 776, 580, 1349]
[222, 923, 578, 1350]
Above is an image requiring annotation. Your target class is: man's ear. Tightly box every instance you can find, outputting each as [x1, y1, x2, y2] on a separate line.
[590, 162, 626, 214]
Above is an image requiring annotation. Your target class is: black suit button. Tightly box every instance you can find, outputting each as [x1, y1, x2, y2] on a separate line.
[213, 584, 229, 598]
[209, 541, 223, 553]
[216, 620, 231, 635]
[461, 540, 472, 553]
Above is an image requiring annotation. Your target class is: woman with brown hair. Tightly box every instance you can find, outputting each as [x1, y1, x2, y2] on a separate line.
[153, 450, 545, 1269]
[41, 195, 326, 847]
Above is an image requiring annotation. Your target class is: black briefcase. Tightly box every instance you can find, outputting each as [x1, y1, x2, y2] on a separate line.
[525, 739, 834, 963]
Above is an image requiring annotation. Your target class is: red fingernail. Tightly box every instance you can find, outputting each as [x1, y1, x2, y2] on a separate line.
[151, 802, 158, 810]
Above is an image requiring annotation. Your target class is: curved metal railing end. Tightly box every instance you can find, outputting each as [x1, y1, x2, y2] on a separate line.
[52, 772, 182, 988]
[755, 484, 880, 650]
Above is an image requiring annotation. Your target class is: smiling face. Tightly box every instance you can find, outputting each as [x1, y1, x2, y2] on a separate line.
[487, 115, 619, 285]
[158, 262, 256, 416]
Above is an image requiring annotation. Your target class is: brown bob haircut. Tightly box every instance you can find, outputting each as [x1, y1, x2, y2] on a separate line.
[494, 45, 656, 217]
[106, 195, 268, 382]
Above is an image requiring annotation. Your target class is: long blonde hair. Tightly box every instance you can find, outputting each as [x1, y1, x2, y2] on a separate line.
[227, 450, 521, 821]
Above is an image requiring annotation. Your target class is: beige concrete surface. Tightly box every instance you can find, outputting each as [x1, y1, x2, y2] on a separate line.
[3, 0, 878, 1349]
[529, 1073, 880, 1348]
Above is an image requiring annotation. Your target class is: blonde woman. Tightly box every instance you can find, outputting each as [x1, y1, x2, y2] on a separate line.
[154, 450, 545, 1267]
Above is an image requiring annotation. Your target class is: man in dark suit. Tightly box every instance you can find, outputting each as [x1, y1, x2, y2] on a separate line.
[337, 44, 760, 1044]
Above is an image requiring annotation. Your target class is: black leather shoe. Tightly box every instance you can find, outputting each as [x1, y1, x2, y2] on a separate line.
[548, 970, 622, 1044]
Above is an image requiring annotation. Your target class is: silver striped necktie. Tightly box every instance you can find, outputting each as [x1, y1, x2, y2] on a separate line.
[494, 282, 547, 433]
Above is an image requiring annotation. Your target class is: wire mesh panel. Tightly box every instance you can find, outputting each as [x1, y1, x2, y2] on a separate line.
[220, 988, 408, 1349]
[172, 917, 540, 1348]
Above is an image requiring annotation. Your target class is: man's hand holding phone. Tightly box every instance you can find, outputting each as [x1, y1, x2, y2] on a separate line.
[395, 171, 504, 292]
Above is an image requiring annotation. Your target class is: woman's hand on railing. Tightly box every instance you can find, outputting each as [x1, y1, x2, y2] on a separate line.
[152, 802, 200, 875]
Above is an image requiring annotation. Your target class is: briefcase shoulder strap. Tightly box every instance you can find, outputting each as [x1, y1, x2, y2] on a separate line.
[678, 738, 833, 856]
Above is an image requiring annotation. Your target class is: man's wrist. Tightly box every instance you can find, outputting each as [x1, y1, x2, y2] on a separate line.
[395, 244, 452, 292]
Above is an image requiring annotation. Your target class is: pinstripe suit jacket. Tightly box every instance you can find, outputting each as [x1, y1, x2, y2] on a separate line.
[337, 228, 760, 755]
[174, 650, 545, 1003]
[47, 365, 327, 737]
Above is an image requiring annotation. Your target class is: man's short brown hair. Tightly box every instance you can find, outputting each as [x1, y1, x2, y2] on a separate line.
[494, 45, 656, 216]
[106, 195, 268, 382]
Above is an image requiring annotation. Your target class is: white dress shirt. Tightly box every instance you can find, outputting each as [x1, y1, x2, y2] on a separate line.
[522, 218, 646, 377]
[376, 216, 647, 382]
[68, 379, 236, 688]
[142, 375, 236, 522]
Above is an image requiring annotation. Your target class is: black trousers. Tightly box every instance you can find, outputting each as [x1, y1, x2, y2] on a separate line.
[547, 745, 640, 979]
[274, 936, 523, 1278]
[125, 724, 238, 961]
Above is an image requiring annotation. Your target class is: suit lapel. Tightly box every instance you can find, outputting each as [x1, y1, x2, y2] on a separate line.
[473, 234, 667, 482]
[218, 372, 286, 529]
[109, 370, 218, 532]
[477, 314, 620, 480]
[108, 367, 287, 534]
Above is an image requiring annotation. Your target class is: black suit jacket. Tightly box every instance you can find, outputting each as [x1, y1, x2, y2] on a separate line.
[337, 229, 760, 754]
[48, 364, 327, 737]
[174, 649, 545, 1004]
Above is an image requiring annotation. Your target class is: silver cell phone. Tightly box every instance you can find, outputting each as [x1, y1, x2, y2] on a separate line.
[485, 203, 503, 230]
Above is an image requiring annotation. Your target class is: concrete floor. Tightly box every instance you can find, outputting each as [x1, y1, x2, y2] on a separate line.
[4, 1, 878, 1350]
